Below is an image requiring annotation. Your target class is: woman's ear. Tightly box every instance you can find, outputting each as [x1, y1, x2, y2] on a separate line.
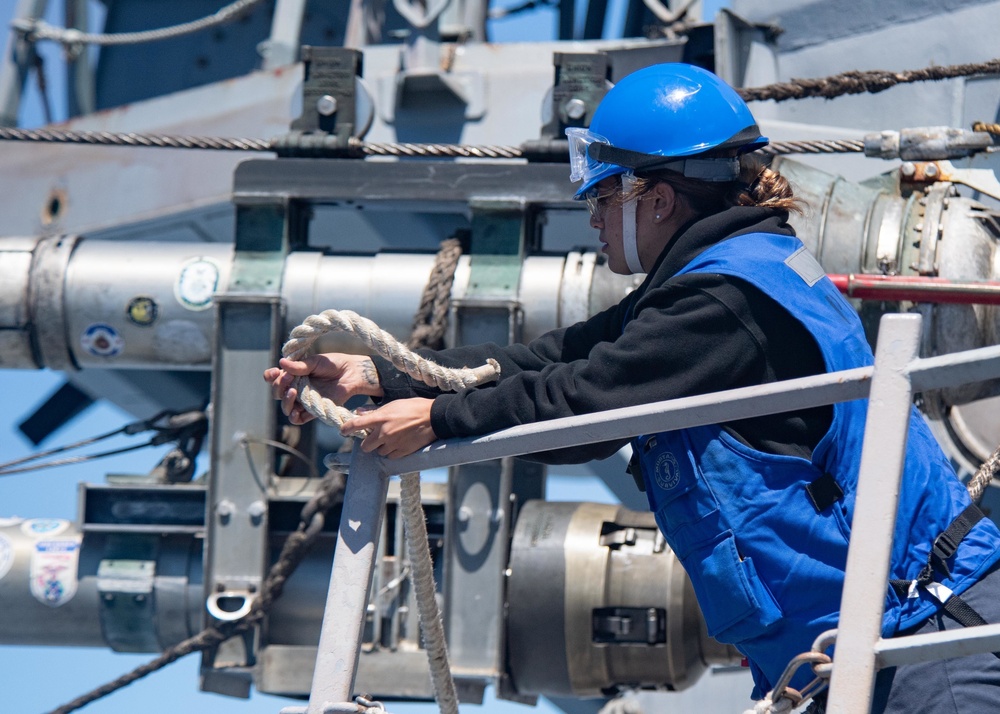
[650, 181, 678, 222]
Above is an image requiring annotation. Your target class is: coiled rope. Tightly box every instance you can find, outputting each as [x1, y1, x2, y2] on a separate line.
[282, 309, 499, 431]
[279, 278, 503, 713]
[11, 0, 267, 47]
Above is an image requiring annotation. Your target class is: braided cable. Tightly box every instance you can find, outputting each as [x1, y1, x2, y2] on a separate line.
[359, 140, 522, 159]
[407, 238, 464, 351]
[760, 139, 865, 157]
[0, 125, 272, 151]
[738, 57, 1000, 103]
[966, 444, 1000, 505]
[973, 121, 1000, 136]
[13, 0, 267, 47]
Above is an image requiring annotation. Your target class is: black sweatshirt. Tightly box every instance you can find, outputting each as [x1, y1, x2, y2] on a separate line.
[373, 206, 832, 464]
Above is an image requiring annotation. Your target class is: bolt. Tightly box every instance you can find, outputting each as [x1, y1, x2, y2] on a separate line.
[564, 98, 587, 120]
[925, 163, 940, 179]
[248, 500, 266, 525]
[457, 506, 473, 523]
[216, 499, 236, 524]
[134, 594, 146, 605]
[317, 94, 338, 117]
[900, 162, 916, 177]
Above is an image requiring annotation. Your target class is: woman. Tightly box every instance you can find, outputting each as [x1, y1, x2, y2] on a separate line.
[265, 63, 1000, 711]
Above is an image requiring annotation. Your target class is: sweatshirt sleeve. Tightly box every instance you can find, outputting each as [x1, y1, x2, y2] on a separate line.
[371, 299, 629, 401]
[428, 276, 768, 464]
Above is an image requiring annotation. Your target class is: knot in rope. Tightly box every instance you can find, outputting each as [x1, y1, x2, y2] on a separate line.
[281, 308, 500, 431]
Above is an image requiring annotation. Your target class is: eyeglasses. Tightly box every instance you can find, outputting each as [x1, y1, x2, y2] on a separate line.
[584, 184, 621, 219]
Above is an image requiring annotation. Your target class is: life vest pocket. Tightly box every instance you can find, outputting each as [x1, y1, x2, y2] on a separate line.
[638, 434, 720, 552]
[681, 531, 784, 644]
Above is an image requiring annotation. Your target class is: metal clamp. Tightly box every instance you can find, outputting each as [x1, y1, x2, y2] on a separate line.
[206, 591, 255, 621]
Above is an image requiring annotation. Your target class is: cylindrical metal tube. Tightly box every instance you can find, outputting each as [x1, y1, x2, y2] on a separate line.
[0, 237, 624, 371]
[0, 520, 203, 650]
[829, 274, 1000, 305]
[505, 501, 740, 698]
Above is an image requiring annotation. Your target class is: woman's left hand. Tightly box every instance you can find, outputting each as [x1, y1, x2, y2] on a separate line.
[341, 398, 437, 458]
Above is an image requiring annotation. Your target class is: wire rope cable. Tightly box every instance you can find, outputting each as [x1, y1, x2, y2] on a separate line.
[12, 0, 268, 47]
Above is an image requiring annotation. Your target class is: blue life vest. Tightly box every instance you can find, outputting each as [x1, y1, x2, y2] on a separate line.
[630, 232, 1000, 698]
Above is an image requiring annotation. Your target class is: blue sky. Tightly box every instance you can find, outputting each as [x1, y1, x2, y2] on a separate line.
[0, 1, 727, 712]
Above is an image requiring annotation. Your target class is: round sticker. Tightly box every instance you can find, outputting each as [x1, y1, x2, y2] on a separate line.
[653, 451, 681, 491]
[80, 323, 124, 358]
[175, 258, 220, 311]
[126, 296, 159, 326]
[21, 518, 70, 538]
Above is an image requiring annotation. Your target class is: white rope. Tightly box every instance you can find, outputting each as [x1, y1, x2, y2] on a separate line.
[281, 309, 500, 431]
[282, 308, 499, 714]
[400, 472, 459, 714]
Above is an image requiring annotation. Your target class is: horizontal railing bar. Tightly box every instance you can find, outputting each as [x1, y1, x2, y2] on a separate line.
[369, 342, 1000, 477]
[908, 344, 1000, 392]
[382, 366, 874, 475]
[874, 622, 1000, 668]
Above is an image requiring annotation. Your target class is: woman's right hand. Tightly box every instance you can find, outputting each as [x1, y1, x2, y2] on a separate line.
[262, 354, 384, 425]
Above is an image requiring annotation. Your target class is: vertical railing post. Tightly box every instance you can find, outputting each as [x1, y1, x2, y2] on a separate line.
[281, 448, 391, 714]
[826, 313, 923, 713]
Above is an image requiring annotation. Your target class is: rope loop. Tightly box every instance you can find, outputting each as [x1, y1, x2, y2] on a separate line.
[281, 308, 500, 431]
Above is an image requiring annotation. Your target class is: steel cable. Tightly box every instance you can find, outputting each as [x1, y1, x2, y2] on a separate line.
[12, 0, 268, 47]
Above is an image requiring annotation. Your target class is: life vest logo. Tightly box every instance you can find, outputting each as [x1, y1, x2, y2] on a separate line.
[653, 450, 681, 491]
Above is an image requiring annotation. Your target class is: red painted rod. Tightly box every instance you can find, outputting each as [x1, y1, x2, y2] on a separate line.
[828, 274, 1000, 305]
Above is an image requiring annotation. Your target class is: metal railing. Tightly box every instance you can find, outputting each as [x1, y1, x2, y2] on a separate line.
[282, 313, 1000, 714]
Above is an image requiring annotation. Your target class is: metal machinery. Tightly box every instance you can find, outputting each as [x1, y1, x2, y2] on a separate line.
[2, 0, 1000, 711]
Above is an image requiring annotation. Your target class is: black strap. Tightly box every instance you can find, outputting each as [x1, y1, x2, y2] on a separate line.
[943, 593, 991, 628]
[805, 473, 844, 513]
[887, 504, 999, 656]
[931, 504, 985, 578]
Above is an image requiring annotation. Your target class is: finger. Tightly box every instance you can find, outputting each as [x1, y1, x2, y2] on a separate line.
[270, 371, 288, 400]
[290, 406, 315, 425]
[263, 367, 280, 383]
[278, 357, 313, 376]
[281, 386, 299, 417]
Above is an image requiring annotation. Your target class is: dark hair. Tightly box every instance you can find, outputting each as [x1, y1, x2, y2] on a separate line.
[628, 155, 803, 216]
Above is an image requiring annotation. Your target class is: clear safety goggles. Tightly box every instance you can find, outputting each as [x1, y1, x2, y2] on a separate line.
[566, 127, 616, 185]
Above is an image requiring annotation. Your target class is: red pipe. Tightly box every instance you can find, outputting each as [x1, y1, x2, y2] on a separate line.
[828, 274, 1000, 305]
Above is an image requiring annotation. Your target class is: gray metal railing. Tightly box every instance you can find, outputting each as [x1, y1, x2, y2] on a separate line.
[283, 313, 1000, 714]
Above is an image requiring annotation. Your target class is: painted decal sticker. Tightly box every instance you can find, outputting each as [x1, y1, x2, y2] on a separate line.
[21, 518, 69, 538]
[175, 257, 220, 311]
[80, 323, 125, 358]
[30, 538, 81, 607]
[0, 533, 13, 581]
[126, 295, 159, 326]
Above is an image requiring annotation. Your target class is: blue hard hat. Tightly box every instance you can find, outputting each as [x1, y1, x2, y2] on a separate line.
[567, 63, 768, 198]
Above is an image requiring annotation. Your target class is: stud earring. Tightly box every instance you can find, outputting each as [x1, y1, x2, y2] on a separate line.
[655, 214, 661, 220]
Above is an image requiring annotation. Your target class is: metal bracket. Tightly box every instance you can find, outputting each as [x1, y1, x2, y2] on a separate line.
[541, 53, 609, 139]
[290, 46, 365, 144]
